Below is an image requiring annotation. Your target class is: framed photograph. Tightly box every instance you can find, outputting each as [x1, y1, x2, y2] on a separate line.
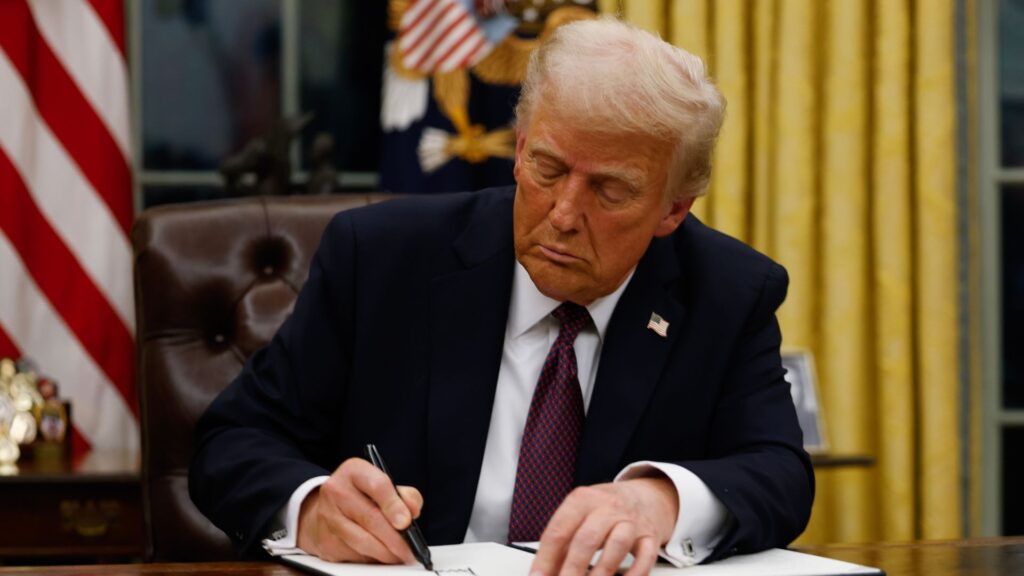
[781, 349, 827, 453]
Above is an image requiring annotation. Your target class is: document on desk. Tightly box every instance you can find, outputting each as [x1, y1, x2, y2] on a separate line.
[280, 542, 530, 576]
[279, 542, 883, 576]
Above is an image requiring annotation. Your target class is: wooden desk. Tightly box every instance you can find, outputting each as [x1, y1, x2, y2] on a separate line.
[0, 449, 143, 562]
[800, 536, 1024, 576]
[0, 537, 1022, 575]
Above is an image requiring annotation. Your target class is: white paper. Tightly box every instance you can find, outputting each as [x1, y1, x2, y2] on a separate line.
[652, 548, 882, 575]
[279, 542, 882, 576]
[281, 542, 534, 576]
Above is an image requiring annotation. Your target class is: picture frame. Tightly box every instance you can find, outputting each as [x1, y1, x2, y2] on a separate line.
[781, 349, 828, 453]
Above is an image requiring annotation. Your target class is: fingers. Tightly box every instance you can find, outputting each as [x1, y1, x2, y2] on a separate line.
[322, 502, 405, 564]
[322, 479, 413, 564]
[623, 536, 659, 576]
[309, 458, 418, 564]
[397, 485, 424, 519]
[531, 481, 674, 576]
[346, 459, 412, 530]
[588, 521, 636, 576]
[530, 491, 588, 576]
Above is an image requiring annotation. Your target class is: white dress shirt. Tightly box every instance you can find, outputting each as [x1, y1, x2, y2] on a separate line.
[265, 263, 729, 565]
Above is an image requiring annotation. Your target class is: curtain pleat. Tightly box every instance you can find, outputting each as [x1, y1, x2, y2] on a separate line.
[709, 0, 750, 240]
[873, 0, 917, 542]
[667, 0, 712, 223]
[914, 0, 961, 540]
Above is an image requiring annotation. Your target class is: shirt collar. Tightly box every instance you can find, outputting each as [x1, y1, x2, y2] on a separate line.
[507, 261, 635, 341]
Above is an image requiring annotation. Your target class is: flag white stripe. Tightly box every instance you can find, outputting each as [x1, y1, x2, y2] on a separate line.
[438, 31, 489, 72]
[420, 19, 476, 71]
[27, 0, 132, 162]
[0, 51, 135, 332]
[403, 3, 466, 67]
[400, 0, 435, 31]
[401, 2, 457, 62]
[400, 0, 449, 50]
[0, 232, 139, 451]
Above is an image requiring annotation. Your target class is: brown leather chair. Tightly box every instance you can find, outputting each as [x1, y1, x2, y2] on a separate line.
[132, 193, 395, 561]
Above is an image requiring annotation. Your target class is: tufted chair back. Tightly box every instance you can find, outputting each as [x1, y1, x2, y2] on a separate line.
[132, 193, 395, 561]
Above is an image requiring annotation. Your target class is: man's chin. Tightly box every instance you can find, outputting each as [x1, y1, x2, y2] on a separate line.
[522, 261, 584, 303]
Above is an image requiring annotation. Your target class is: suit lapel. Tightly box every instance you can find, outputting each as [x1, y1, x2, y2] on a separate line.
[425, 193, 515, 544]
[576, 235, 685, 486]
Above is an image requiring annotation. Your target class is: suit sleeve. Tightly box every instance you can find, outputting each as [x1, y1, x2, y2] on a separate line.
[680, 262, 815, 560]
[188, 212, 358, 557]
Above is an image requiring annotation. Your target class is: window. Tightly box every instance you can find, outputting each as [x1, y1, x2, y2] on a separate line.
[131, 0, 386, 209]
[980, 0, 1024, 536]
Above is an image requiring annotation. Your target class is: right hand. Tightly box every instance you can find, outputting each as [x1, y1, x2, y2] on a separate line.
[297, 457, 424, 564]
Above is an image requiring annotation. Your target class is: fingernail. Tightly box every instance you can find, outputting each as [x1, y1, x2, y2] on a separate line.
[531, 571, 544, 576]
[393, 511, 409, 527]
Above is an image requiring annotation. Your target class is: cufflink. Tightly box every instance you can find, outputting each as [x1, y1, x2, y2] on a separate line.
[683, 538, 696, 557]
[271, 528, 287, 541]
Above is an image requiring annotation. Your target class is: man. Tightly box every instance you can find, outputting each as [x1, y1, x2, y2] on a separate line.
[190, 17, 813, 576]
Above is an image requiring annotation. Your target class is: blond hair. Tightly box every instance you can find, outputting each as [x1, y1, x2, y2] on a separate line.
[516, 16, 726, 200]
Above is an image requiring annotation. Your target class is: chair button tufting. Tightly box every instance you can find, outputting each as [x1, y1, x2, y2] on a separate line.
[262, 265, 274, 276]
[213, 334, 225, 344]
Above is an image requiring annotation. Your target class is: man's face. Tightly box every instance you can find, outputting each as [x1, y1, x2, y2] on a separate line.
[513, 103, 694, 305]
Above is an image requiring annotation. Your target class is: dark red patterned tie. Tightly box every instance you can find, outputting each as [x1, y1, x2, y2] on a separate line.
[508, 302, 591, 542]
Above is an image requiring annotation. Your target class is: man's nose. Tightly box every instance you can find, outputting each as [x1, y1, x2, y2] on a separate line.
[548, 174, 587, 232]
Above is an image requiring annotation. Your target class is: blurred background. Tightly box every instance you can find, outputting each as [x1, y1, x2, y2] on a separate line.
[0, 0, 1019, 559]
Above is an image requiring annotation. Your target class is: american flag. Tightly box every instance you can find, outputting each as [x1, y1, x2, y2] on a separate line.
[399, 0, 493, 74]
[0, 0, 137, 456]
[647, 312, 669, 338]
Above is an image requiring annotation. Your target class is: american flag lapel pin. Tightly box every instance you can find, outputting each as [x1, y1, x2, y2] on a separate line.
[647, 312, 669, 338]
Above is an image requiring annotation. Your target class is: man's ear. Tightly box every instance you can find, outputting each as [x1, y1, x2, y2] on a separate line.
[513, 128, 526, 180]
[653, 196, 696, 238]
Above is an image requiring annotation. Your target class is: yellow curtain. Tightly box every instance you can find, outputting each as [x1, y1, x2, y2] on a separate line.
[607, 0, 961, 544]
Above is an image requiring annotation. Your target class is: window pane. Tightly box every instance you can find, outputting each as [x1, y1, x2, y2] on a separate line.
[1001, 0, 1024, 166]
[298, 0, 387, 172]
[142, 0, 282, 170]
[1003, 427, 1024, 534]
[143, 184, 232, 209]
[1004, 185, 1024, 408]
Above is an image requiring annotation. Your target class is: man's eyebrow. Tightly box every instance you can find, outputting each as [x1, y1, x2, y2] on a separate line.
[527, 141, 563, 162]
[529, 142, 643, 189]
[592, 167, 644, 193]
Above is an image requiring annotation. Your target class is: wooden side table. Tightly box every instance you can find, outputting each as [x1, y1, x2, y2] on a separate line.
[0, 449, 144, 562]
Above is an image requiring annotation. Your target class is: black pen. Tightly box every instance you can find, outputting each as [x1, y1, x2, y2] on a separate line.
[364, 443, 433, 571]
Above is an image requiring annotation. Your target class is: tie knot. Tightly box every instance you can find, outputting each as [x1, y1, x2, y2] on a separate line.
[552, 302, 591, 341]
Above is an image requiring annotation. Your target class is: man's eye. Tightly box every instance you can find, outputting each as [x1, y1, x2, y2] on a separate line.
[534, 162, 563, 180]
[596, 182, 632, 204]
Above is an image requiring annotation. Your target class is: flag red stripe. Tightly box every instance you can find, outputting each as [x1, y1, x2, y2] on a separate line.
[0, 150, 137, 418]
[413, 12, 471, 71]
[0, 322, 19, 360]
[403, 1, 457, 57]
[401, 0, 445, 43]
[0, 0, 133, 237]
[85, 0, 126, 53]
[456, 34, 488, 69]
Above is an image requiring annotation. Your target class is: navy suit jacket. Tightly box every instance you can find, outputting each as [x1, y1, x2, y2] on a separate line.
[189, 186, 814, 560]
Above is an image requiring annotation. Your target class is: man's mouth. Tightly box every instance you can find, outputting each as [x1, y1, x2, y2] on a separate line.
[538, 244, 580, 264]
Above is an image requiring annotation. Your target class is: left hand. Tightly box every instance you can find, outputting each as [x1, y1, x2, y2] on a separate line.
[530, 477, 679, 576]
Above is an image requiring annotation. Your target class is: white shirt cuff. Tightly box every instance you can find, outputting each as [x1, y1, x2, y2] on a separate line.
[261, 475, 330, 556]
[615, 461, 730, 567]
